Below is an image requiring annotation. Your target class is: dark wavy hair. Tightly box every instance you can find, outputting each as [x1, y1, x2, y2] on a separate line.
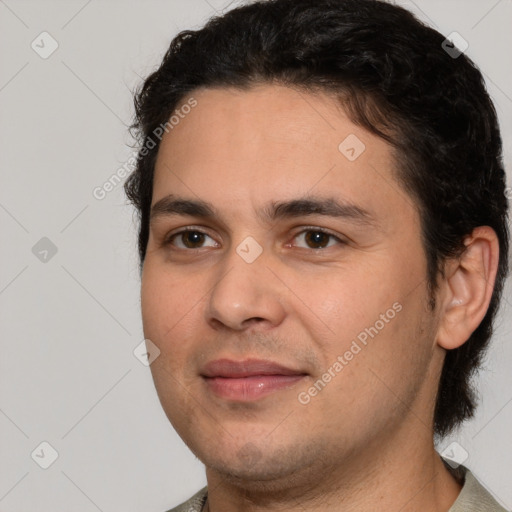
[124, 0, 509, 437]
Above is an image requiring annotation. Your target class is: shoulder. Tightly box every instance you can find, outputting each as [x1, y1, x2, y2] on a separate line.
[448, 465, 510, 512]
[164, 487, 208, 512]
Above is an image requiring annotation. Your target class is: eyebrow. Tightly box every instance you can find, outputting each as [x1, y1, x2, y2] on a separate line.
[150, 194, 377, 227]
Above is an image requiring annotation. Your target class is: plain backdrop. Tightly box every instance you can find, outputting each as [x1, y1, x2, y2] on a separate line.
[0, 0, 511, 510]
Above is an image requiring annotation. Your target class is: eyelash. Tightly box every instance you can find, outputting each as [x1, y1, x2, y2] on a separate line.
[164, 226, 346, 251]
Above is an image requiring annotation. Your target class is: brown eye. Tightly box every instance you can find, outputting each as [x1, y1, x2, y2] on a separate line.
[304, 231, 331, 249]
[181, 231, 206, 248]
[167, 230, 217, 249]
[294, 229, 342, 249]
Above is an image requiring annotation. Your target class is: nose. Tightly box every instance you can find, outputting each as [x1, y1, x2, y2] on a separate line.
[206, 247, 287, 332]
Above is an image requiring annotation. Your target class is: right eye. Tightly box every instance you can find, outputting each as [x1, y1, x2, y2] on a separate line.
[165, 228, 219, 250]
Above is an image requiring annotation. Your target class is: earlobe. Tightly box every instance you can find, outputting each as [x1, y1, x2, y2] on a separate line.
[436, 226, 499, 351]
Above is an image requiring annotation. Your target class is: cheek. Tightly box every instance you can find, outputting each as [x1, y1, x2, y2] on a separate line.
[302, 262, 398, 341]
[300, 252, 428, 377]
[141, 266, 206, 420]
[140, 263, 205, 354]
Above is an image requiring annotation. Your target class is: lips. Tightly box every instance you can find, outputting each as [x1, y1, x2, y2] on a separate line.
[201, 358, 307, 401]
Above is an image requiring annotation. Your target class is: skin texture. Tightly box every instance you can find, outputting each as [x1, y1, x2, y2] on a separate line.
[141, 85, 499, 511]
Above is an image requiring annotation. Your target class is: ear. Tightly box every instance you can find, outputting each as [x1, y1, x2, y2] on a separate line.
[436, 226, 500, 350]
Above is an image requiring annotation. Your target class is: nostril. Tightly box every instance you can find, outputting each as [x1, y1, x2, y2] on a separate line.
[244, 317, 265, 325]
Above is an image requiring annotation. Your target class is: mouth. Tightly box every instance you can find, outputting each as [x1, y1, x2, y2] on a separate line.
[200, 358, 308, 401]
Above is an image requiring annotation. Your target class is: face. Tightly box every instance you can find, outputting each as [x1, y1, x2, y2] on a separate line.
[141, 85, 442, 488]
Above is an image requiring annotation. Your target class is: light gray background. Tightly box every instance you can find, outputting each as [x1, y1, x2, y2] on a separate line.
[0, 0, 511, 510]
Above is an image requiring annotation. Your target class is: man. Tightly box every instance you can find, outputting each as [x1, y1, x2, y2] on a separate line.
[124, 0, 510, 510]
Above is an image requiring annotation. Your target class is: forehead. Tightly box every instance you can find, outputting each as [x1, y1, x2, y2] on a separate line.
[152, 84, 415, 226]
[157, 85, 363, 167]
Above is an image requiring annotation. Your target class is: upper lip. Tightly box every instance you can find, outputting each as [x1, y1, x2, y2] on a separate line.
[201, 358, 306, 378]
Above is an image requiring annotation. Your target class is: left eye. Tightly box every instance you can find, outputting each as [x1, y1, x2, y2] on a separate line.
[291, 229, 342, 249]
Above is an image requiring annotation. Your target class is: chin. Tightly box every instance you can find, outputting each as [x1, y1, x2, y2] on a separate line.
[208, 461, 298, 493]
[199, 440, 320, 489]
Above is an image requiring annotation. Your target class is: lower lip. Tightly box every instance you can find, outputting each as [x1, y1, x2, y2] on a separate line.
[204, 375, 305, 401]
